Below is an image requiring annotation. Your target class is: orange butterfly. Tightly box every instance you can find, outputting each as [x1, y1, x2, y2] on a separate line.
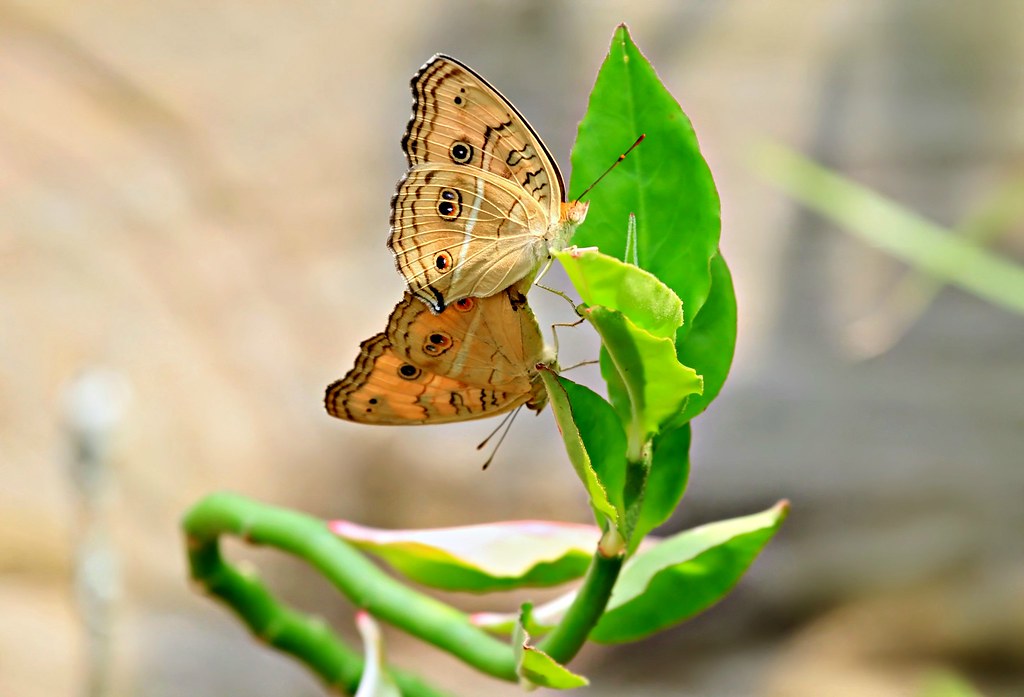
[325, 281, 551, 425]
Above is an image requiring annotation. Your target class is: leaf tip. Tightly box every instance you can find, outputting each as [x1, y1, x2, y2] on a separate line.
[328, 519, 362, 538]
[468, 611, 495, 626]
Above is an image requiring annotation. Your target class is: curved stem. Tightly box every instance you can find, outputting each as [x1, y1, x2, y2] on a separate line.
[183, 492, 518, 691]
[535, 548, 624, 664]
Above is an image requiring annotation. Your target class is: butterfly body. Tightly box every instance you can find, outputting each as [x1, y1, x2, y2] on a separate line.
[388, 55, 588, 313]
[325, 281, 552, 425]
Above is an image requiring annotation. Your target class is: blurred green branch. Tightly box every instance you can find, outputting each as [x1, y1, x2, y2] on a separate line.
[184, 493, 469, 696]
[917, 670, 985, 697]
[753, 142, 1024, 317]
[184, 492, 629, 694]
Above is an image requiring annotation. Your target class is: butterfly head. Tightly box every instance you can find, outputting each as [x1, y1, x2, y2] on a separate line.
[562, 200, 590, 226]
[550, 200, 590, 250]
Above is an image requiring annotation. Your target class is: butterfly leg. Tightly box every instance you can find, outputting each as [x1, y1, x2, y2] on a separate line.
[535, 282, 583, 316]
[533, 256, 556, 286]
[550, 317, 586, 357]
[550, 315, 597, 373]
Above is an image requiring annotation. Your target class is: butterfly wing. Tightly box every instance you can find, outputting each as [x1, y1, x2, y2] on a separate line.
[389, 164, 550, 312]
[325, 285, 548, 425]
[324, 333, 532, 424]
[389, 55, 584, 312]
[401, 54, 565, 215]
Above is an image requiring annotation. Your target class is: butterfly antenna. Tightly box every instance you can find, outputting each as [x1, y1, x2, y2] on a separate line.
[476, 408, 517, 451]
[561, 358, 599, 372]
[574, 134, 646, 203]
[478, 406, 523, 471]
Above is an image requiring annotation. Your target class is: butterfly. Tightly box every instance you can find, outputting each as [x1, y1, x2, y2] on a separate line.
[388, 55, 589, 313]
[324, 280, 552, 425]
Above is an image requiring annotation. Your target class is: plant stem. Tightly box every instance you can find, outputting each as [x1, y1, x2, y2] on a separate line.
[535, 547, 624, 664]
[621, 443, 653, 541]
[183, 492, 518, 691]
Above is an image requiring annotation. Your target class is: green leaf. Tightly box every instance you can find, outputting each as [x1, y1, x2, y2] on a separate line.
[591, 501, 789, 643]
[330, 519, 598, 592]
[597, 346, 630, 435]
[514, 606, 589, 690]
[674, 253, 737, 424]
[630, 424, 692, 551]
[517, 642, 589, 690]
[555, 247, 683, 338]
[571, 25, 723, 352]
[354, 612, 402, 697]
[541, 371, 623, 529]
[589, 306, 703, 443]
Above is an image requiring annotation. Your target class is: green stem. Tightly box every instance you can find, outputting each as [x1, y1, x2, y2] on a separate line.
[183, 492, 518, 690]
[535, 548, 624, 664]
[621, 443, 653, 541]
[188, 539, 367, 692]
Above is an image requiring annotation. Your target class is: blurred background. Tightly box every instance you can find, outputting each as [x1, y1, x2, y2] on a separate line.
[2, 1, 1023, 695]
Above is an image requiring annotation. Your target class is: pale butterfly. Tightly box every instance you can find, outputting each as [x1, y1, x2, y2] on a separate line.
[388, 55, 589, 313]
